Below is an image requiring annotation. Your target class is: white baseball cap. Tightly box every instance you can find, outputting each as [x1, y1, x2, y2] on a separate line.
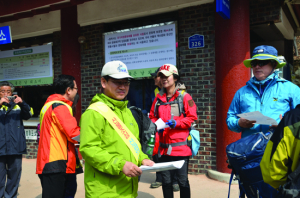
[157, 64, 178, 77]
[101, 61, 133, 79]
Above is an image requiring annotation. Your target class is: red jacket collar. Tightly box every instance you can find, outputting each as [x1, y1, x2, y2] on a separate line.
[157, 90, 180, 103]
[45, 94, 73, 107]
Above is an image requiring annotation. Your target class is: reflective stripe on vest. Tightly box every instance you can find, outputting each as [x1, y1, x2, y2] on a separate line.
[1, 104, 34, 115]
[40, 101, 73, 129]
[88, 102, 141, 163]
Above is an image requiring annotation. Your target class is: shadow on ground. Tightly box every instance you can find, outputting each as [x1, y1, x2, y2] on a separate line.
[140, 171, 156, 184]
[137, 191, 156, 198]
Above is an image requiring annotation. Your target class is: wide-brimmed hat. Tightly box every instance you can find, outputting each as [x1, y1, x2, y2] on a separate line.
[150, 67, 160, 77]
[243, 45, 286, 69]
[157, 64, 178, 77]
[101, 61, 133, 79]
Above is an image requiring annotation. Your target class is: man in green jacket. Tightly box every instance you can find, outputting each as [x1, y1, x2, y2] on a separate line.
[80, 60, 154, 198]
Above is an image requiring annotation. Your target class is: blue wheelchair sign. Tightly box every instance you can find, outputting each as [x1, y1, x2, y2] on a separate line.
[188, 34, 204, 49]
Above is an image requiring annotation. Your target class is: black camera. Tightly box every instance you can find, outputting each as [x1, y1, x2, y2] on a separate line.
[1, 96, 15, 106]
[6, 96, 16, 102]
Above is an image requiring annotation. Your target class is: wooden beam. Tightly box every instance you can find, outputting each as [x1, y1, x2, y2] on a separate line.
[0, 0, 67, 17]
[0, 0, 91, 23]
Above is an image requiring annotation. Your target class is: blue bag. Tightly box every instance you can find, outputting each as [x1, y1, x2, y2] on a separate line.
[226, 131, 279, 198]
[189, 127, 200, 158]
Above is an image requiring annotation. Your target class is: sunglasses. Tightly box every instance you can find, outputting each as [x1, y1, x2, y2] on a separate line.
[250, 60, 271, 67]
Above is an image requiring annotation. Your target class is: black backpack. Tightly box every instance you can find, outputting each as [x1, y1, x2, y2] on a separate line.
[129, 106, 156, 154]
[278, 160, 300, 198]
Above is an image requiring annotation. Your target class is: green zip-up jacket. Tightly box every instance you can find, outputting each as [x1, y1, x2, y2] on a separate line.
[79, 93, 149, 198]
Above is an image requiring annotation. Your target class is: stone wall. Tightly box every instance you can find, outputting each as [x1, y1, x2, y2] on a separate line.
[178, 3, 216, 174]
[80, 24, 105, 112]
[23, 139, 39, 159]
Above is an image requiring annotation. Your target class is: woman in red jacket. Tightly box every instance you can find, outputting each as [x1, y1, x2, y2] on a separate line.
[149, 64, 197, 198]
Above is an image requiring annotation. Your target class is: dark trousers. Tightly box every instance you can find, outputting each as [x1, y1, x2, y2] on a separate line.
[154, 155, 178, 184]
[160, 155, 190, 198]
[0, 155, 22, 198]
[64, 173, 77, 198]
[39, 173, 68, 198]
[39, 173, 77, 198]
[153, 154, 163, 183]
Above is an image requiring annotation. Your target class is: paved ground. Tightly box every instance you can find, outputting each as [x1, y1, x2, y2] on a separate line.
[18, 159, 239, 198]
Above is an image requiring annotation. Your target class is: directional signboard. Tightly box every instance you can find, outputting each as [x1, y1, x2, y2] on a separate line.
[0, 26, 12, 45]
[0, 45, 53, 86]
[188, 34, 204, 49]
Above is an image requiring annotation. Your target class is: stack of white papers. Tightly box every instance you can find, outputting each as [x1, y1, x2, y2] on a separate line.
[237, 111, 277, 125]
[140, 160, 185, 172]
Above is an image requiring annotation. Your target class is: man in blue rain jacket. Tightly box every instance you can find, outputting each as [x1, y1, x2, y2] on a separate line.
[227, 45, 300, 138]
[0, 81, 33, 198]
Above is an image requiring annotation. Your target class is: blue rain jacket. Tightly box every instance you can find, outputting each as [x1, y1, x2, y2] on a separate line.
[0, 101, 33, 156]
[227, 74, 300, 138]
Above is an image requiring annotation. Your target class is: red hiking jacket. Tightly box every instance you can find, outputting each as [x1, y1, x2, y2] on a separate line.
[149, 85, 197, 156]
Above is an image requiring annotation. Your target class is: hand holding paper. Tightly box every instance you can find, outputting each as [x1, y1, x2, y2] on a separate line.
[140, 160, 185, 173]
[123, 161, 142, 177]
[155, 118, 169, 130]
[142, 159, 155, 166]
[238, 117, 256, 128]
[237, 111, 277, 126]
[269, 114, 283, 128]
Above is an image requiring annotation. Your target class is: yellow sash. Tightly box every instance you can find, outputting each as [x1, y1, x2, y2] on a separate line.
[88, 102, 141, 163]
[40, 101, 73, 128]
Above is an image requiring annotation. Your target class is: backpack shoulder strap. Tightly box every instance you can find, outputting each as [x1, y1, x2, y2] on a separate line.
[129, 105, 142, 112]
[178, 91, 187, 117]
[129, 105, 144, 131]
[154, 90, 188, 117]
[154, 98, 161, 117]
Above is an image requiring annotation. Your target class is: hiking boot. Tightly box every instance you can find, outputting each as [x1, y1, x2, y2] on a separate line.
[150, 182, 162, 188]
[173, 184, 180, 192]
